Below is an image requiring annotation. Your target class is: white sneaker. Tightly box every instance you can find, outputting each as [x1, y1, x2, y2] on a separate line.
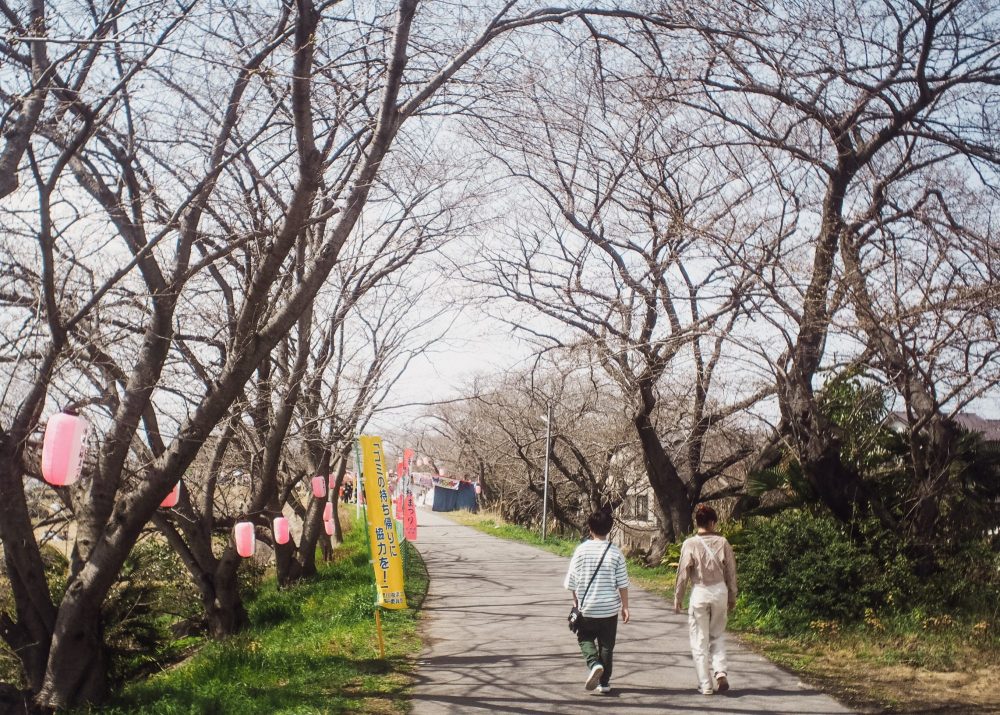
[585, 664, 604, 690]
[700, 686, 714, 695]
[596, 684, 611, 694]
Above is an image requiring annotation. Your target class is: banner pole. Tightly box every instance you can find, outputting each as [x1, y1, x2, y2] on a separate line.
[374, 607, 386, 659]
[399, 470, 408, 573]
[354, 436, 363, 521]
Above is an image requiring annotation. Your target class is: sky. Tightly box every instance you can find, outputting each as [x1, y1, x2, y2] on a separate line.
[366, 300, 536, 436]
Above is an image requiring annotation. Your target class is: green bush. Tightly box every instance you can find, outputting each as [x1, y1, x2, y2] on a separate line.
[736, 510, 881, 632]
[103, 536, 202, 687]
[912, 538, 1000, 616]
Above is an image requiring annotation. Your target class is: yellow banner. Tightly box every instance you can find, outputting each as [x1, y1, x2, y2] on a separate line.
[359, 435, 407, 609]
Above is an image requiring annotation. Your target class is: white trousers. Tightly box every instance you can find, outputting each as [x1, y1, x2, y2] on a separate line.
[688, 582, 729, 690]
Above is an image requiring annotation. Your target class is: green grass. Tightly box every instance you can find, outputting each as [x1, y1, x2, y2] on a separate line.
[445, 510, 580, 557]
[83, 521, 429, 715]
[445, 509, 678, 594]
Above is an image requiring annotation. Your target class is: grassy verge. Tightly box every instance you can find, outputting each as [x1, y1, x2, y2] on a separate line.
[733, 618, 999, 714]
[87, 516, 429, 715]
[445, 509, 677, 594]
[446, 510, 580, 557]
[445, 509, 1000, 714]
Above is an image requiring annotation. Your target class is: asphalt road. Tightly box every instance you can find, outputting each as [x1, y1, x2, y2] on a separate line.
[410, 508, 854, 715]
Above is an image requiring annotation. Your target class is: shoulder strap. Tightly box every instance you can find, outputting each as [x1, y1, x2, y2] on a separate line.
[696, 535, 723, 568]
[579, 541, 613, 607]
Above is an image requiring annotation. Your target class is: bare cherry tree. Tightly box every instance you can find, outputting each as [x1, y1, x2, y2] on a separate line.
[466, 45, 771, 545]
[425, 360, 639, 532]
[838, 178, 1000, 549]
[654, 0, 1000, 528]
[1, 0, 612, 707]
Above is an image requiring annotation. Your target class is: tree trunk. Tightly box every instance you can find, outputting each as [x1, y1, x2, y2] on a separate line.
[907, 415, 960, 576]
[645, 533, 671, 568]
[329, 455, 348, 544]
[156, 514, 248, 636]
[778, 371, 886, 524]
[273, 502, 303, 587]
[840, 234, 953, 547]
[330, 499, 344, 545]
[632, 381, 692, 542]
[636, 500, 669, 566]
[204, 557, 248, 637]
[0, 449, 57, 695]
[319, 537, 334, 563]
[275, 538, 303, 587]
[297, 500, 324, 578]
[152, 511, 250, 637]
[33, 587, 106, 711]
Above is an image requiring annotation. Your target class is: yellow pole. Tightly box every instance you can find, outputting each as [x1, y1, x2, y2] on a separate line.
[374, 607, 386, 659]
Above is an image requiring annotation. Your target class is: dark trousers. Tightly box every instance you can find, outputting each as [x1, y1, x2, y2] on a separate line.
[576, 615, 618, 686]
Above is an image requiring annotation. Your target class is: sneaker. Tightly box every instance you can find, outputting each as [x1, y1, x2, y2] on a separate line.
[700, 686, 714, 695]
[596, 684, 611, 694]
[585, 664, 604, 691]
[715, 674, 730, 693]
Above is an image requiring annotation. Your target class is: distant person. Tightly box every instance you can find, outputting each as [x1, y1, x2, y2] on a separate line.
[341, 482, 353, 503]
[564, 510, 630, 694]
[674, 504, 738, 695]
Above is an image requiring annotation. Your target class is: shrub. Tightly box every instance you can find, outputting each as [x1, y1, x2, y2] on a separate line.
[736, 510, 880, 632]
[912, 537, 1000, 616]
[103, 536, 202, 687]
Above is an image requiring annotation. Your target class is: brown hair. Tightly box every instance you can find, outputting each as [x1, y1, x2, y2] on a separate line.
[694, 504, 718, 528]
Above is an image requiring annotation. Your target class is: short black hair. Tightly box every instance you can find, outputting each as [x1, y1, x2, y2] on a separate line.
[588, 510, 613, 536]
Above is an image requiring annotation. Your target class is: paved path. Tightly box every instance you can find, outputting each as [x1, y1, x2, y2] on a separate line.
[410, 509, 853, 714]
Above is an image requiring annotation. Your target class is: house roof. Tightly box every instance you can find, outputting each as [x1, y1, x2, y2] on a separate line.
[888, 411, 1000, 442]
[954, 414, 1000, 442]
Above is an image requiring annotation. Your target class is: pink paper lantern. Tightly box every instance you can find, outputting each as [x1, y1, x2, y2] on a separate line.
[234, 522, 255, 557]
[475, 483, 482, 495]
[41, 411, 89, 486]
[273, 516, 290, 545]
[323, 502, 333, 521]
[311, 475, 326, 498]
[160, 481, 181, 508]
[324, 519, 334, 535]
[328, 474, 337, 489]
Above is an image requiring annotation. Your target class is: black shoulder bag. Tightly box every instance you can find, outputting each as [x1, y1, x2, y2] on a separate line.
[568, 541, 613, 633]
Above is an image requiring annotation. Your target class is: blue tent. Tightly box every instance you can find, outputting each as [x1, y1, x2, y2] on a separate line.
[432, 481, 478, 512]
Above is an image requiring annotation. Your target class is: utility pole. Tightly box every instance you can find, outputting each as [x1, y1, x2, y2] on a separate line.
[541, 402, 552, 541]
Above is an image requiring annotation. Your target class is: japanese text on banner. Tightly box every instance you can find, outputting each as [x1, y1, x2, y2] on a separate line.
[403, 493, 418, 541]
[359, 435, 407, 609]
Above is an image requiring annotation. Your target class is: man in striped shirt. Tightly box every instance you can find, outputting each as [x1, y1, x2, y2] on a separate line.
[564, 509, 630, 694]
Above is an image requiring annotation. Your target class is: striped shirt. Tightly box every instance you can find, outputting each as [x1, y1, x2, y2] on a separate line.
[564, 539, 629, 618]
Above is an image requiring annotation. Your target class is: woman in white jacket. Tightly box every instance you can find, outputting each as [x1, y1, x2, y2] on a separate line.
[673, 504, 738, 695]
